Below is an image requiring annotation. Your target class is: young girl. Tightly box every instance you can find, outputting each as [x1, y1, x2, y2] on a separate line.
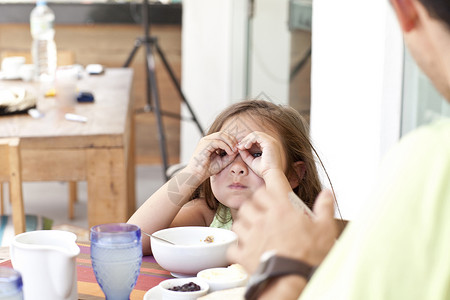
[128, 100, 322, 255]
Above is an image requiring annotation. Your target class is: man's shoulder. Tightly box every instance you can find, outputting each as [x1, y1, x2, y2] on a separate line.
[396, 118, 450, 154]
[378, 118, 450, 197]
[406, 117, 450, 139]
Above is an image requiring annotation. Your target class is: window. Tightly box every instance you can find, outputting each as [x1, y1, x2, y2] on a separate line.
[401, 49, 450, 136]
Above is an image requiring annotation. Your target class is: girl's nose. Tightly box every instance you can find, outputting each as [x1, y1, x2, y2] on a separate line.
[230, 155, 248, 176]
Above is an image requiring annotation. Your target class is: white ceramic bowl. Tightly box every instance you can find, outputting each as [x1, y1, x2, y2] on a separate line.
[197, 265, 248, 292]
[159, 277, 209, 300]
[151, 226, 238, 277]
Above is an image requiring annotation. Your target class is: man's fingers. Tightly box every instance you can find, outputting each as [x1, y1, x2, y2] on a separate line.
[313, 189, 335, 222]
[251, 187, 279, 211]
[227, 243, 239, 264]
[231, 219, 250, 247]
[236, 198, 264, 223]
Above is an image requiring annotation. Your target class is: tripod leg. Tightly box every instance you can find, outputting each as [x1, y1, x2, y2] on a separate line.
[154, 42, 204, 135]
[123, 39, 142, 68]
[145, 41, 170, 181]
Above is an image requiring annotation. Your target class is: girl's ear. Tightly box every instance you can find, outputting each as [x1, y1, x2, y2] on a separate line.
[390, 0, 419, 32]
[288, 161, 306, 189]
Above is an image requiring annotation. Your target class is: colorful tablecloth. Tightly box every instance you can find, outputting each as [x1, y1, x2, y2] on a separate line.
[1, 242, 173, 299]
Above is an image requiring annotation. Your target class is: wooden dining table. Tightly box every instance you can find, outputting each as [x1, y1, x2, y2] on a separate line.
[0, 241, 173, 299]
[0, 240, 248, 300]
[0, 68, 135, 227]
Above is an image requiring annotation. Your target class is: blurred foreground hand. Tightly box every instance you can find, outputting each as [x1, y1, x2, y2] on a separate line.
[228, 188, 339, 274]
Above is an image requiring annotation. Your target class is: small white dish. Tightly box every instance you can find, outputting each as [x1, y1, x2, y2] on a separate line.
[197, 265, 248, 292]
[144, 286, 163, 300]
[159, 277, 209, 299]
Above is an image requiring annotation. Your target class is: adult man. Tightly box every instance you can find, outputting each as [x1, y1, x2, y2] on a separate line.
[228, 0, 450, 299]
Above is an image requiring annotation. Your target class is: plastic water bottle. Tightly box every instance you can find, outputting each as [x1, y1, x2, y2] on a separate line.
[30, 0, 57, 83]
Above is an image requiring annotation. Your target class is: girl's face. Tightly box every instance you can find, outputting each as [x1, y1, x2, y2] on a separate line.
[210, 115, 286, 212]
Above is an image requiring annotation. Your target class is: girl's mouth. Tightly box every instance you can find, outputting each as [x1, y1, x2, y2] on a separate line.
[228, 183, 247, 189]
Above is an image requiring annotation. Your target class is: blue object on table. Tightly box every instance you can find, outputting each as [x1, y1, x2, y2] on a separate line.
[0, 267, 23, 299]
[90, 223, 142, 300]
[77, 92, 94, 103]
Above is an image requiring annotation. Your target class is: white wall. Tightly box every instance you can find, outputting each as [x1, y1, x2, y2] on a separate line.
[181, 0, 248, 163]
[310, 0, 404, 220]
[248, 0, 291, 104]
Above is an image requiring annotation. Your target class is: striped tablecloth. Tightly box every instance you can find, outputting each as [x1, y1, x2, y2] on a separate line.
[0, 242, 173, 299]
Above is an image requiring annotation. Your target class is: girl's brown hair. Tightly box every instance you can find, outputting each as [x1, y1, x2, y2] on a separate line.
[196, 100, 322, 220]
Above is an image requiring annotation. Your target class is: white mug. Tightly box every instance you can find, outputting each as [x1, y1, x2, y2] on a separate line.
[10, 230, 80, 300]
[1, 57, 25, 79]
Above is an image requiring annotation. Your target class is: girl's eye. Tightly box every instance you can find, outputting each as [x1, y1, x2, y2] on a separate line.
[252, 152, 262, 158]
[248, 144, 262, 158]
[218, 150, 227, 157]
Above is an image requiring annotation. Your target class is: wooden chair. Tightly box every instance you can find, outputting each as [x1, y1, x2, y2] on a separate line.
[1, 49, 78, 220]
[0, 138, 26, 234]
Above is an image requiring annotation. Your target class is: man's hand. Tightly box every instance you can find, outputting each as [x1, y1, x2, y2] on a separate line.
[228, 188, 338, 274]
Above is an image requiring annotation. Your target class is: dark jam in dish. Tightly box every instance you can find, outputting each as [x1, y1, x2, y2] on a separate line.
[169, 282, 201, 292]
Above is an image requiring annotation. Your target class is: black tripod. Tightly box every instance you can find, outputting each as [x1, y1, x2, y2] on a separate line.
[124, 0, 204, 181]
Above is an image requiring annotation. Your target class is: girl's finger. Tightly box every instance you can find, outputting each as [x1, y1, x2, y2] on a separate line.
[238, 131, 273, 150]
[203, 132, 237, 154]
[204, 139, 235, 157]
[237, 132, 260, 150]
[215, 131, 239, 153]
[238, 149, 253, 165]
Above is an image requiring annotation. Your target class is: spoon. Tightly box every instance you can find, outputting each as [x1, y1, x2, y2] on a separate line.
[142, 231, 175, 245]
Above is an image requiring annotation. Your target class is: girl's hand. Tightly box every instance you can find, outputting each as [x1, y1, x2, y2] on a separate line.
[237, 131, 285, 178]
[186, 131, 239, 181]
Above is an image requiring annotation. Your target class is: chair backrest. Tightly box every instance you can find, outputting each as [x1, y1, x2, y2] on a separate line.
[0, 138, 26, 234]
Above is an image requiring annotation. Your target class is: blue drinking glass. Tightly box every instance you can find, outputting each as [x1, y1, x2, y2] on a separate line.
[0, 267, 23, 300]
[90, 223, 142, 300]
